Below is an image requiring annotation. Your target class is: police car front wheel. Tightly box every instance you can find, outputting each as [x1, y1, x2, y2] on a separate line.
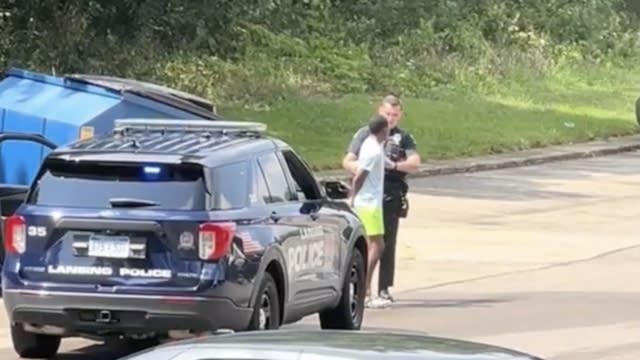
[11, 322, 61, 359]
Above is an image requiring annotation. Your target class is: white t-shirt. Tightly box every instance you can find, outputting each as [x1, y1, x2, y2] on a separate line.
[353, 136, 384, 209]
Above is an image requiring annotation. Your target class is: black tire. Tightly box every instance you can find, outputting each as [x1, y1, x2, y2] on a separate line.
[319, 246, 366, 330]
[247, 272, 281, 330]
[11, 322, 61, 359]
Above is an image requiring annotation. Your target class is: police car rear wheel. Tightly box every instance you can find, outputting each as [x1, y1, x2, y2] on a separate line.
[11, 322, 61, 359]
[319, 247, 365, 330]
[248, 273, 281, 331]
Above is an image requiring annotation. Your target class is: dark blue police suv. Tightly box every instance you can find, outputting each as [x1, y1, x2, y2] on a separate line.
[2, 119, 368, 359]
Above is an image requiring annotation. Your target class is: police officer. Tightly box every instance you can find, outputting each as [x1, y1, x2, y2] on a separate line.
[342, 95, 421, 305]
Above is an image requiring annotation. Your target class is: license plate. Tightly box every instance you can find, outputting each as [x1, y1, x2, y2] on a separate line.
[88, 235, 131, 259]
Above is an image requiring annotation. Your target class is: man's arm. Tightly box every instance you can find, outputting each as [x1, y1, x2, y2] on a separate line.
[342, 127, 368, 176]
[343, 152, 359, 176]
[350, 168, 369, 200]
[395, 133, 420, 174]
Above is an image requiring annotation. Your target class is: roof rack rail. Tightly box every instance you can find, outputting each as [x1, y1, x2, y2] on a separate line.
[113, 118, 267, 134]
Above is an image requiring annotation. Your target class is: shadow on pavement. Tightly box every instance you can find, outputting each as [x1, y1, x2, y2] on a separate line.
[501, 151, 640, 180]
[411, 172, 591, 201]
[410, 151, 640, 201]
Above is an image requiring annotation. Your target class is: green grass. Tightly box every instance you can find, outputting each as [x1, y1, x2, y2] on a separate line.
[219, 66, 640, 171]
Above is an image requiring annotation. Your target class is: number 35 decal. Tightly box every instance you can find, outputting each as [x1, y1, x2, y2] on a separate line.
[27, 226, 47, 237]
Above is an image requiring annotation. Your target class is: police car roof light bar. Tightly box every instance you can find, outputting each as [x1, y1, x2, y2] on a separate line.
[113, 118, 268, 135]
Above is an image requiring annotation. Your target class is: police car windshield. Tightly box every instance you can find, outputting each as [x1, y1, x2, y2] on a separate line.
[27, 159, 207, 210]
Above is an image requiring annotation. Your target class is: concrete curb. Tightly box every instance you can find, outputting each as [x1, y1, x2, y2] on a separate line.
[317, 134, 640, 182]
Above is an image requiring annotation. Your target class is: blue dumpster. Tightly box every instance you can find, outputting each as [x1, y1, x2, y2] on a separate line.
[0, 67, 218, 186]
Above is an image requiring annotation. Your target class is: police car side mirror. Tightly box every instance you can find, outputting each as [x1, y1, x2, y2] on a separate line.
[322, 180, 350, 200]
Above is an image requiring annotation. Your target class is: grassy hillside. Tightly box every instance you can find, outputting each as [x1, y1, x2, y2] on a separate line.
[222, 65, 639, 169]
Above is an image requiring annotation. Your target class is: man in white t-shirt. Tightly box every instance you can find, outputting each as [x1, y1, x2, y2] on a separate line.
[350, 115, 389, 307]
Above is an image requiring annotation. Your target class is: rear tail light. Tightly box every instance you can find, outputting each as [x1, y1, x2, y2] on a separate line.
[198, 222, 236, 261]
[5, 215, 26, 254]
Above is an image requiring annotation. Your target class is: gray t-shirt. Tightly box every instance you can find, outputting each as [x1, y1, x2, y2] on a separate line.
[353, 136, 384, 209]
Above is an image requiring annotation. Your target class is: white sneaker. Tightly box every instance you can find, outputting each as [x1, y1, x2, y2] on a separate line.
[366, 296, 391, 309]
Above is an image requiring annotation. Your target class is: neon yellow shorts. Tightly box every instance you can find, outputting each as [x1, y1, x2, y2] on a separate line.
[354, 206, 384, 237]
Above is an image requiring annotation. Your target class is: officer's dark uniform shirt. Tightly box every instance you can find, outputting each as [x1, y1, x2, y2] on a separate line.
[347, 126, 417, 197]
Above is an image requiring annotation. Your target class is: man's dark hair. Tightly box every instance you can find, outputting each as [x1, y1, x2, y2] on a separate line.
[368, 115, 388, 135]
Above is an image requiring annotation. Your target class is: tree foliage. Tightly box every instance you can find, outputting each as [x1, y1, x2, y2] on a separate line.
[2, 0, 639, 103]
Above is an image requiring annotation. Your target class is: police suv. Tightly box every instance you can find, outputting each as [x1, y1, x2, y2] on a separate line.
[2, 119, 368, 359]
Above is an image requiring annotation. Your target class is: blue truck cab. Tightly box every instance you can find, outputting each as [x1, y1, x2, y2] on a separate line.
[0, 67, 219, 263]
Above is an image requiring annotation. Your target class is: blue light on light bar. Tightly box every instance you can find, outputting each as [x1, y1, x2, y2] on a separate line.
[143, 166, 161, 175]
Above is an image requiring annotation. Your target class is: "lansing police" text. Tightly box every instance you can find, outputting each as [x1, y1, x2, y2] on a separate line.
[47, 265, 172, 278]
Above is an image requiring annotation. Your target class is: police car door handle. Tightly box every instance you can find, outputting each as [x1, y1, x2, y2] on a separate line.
[270, 211, 281, 223]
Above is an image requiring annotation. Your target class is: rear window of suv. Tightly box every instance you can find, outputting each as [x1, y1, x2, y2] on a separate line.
[27, 159, 207, 210]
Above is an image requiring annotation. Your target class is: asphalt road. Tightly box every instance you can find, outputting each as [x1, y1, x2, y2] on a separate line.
[1, 151, 640, 359]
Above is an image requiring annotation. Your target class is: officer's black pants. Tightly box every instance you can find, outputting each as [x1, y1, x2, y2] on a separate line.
[379, 195, 402, 292]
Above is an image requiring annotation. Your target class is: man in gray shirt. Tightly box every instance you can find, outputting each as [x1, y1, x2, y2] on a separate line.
[342, 95, 421, 306]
